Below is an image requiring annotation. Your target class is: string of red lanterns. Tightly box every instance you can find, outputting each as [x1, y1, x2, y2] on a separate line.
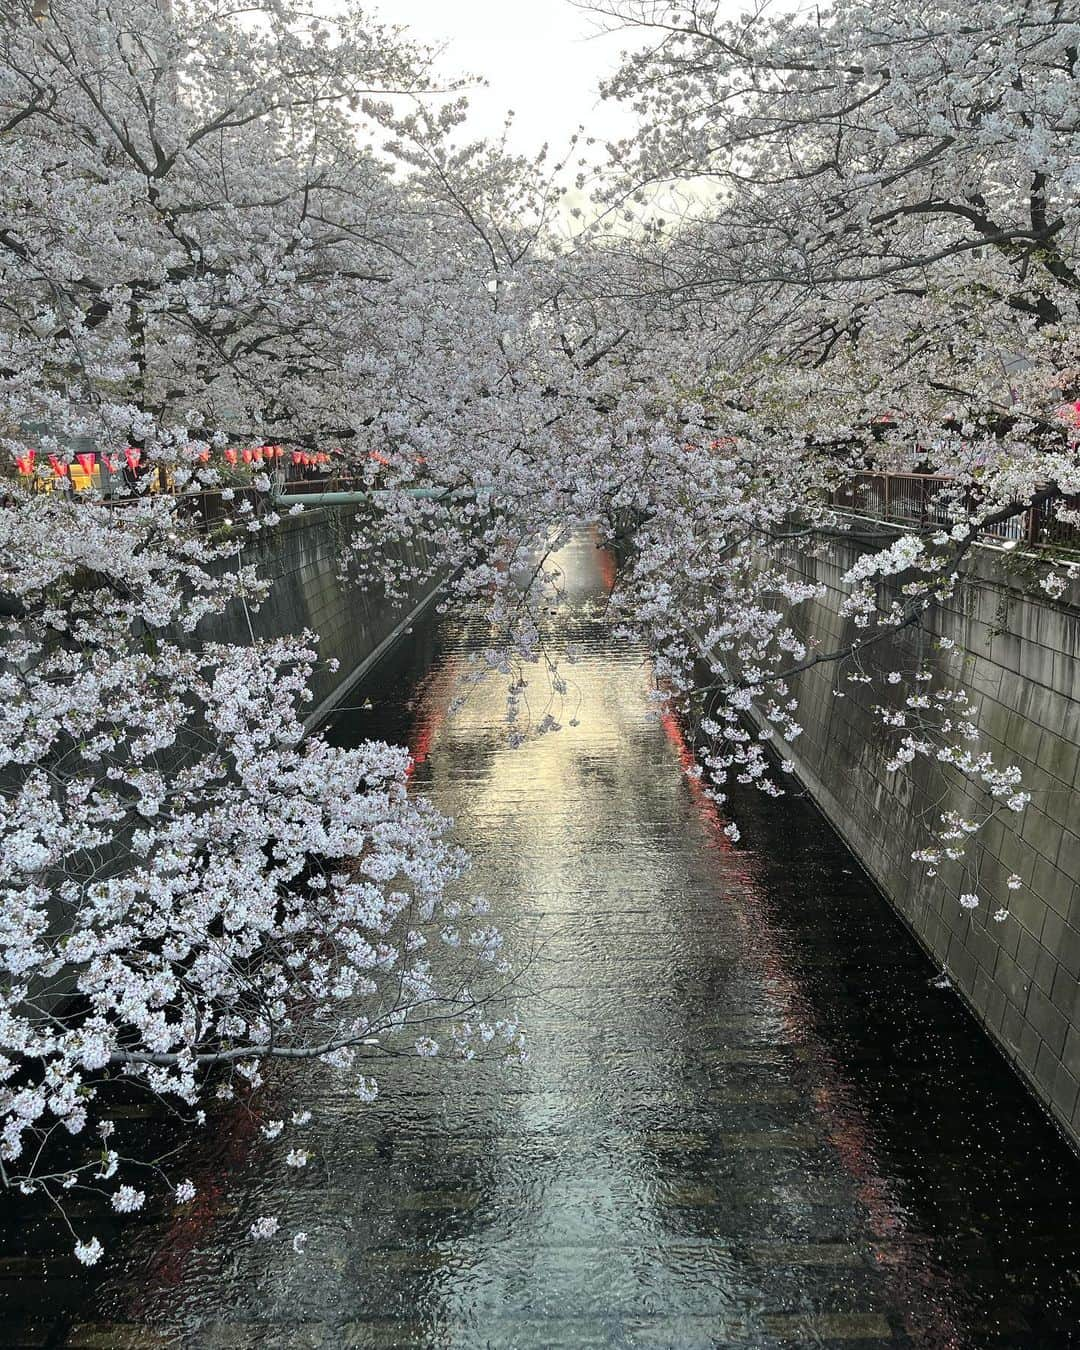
[11, 443, 337, 485]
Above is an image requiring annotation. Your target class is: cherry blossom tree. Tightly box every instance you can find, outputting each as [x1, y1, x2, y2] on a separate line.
[536, 0, 1080, 901]
[276, 0, 1080, 935]
[0, 0, 526, 1262]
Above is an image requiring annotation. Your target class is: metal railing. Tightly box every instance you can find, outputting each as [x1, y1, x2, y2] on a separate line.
[832, 472, 1080, 552]
[18, 456, 1080, 553]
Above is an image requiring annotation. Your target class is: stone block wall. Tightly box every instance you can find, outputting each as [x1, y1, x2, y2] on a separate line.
[762, 527, 1080, 1147]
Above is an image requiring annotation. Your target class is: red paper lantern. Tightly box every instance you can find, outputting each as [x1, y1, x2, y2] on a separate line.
[103, 454, 119, 472]
[49, 454, 69, 477]
[15, 449, 35, 475]
[224, 448, 238, 465]
[242, 448, 254, 464]
[124, 447, 142, 472]
[291, 451, 304, 465]
[75, 452, 96, 477]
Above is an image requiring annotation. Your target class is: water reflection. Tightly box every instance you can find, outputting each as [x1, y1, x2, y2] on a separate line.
[4, 532, 1080, 1348]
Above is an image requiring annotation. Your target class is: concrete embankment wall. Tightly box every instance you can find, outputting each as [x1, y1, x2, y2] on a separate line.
[197, 506, 442, 727]
[764, 526, 1080, 1147]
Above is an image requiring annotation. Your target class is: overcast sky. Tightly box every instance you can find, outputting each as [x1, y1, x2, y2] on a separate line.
[375, 1, 641, 157]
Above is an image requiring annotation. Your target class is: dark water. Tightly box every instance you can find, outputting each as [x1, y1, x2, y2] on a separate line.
[4, 534, 1080, 1348]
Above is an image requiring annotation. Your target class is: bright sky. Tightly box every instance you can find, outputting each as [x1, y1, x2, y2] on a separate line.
[372, 1, 640, 157]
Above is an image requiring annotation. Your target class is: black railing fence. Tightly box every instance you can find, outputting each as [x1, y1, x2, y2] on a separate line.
[832, 472, 1080, 552]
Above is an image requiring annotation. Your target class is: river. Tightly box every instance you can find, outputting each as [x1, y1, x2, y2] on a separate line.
[3, 532, 1080, 1348]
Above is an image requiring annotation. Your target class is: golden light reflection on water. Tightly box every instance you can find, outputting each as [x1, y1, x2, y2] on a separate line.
[396, 534, 965, 1346]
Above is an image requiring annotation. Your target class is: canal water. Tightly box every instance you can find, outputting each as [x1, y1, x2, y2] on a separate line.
[4, 533, 1080, 1347]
